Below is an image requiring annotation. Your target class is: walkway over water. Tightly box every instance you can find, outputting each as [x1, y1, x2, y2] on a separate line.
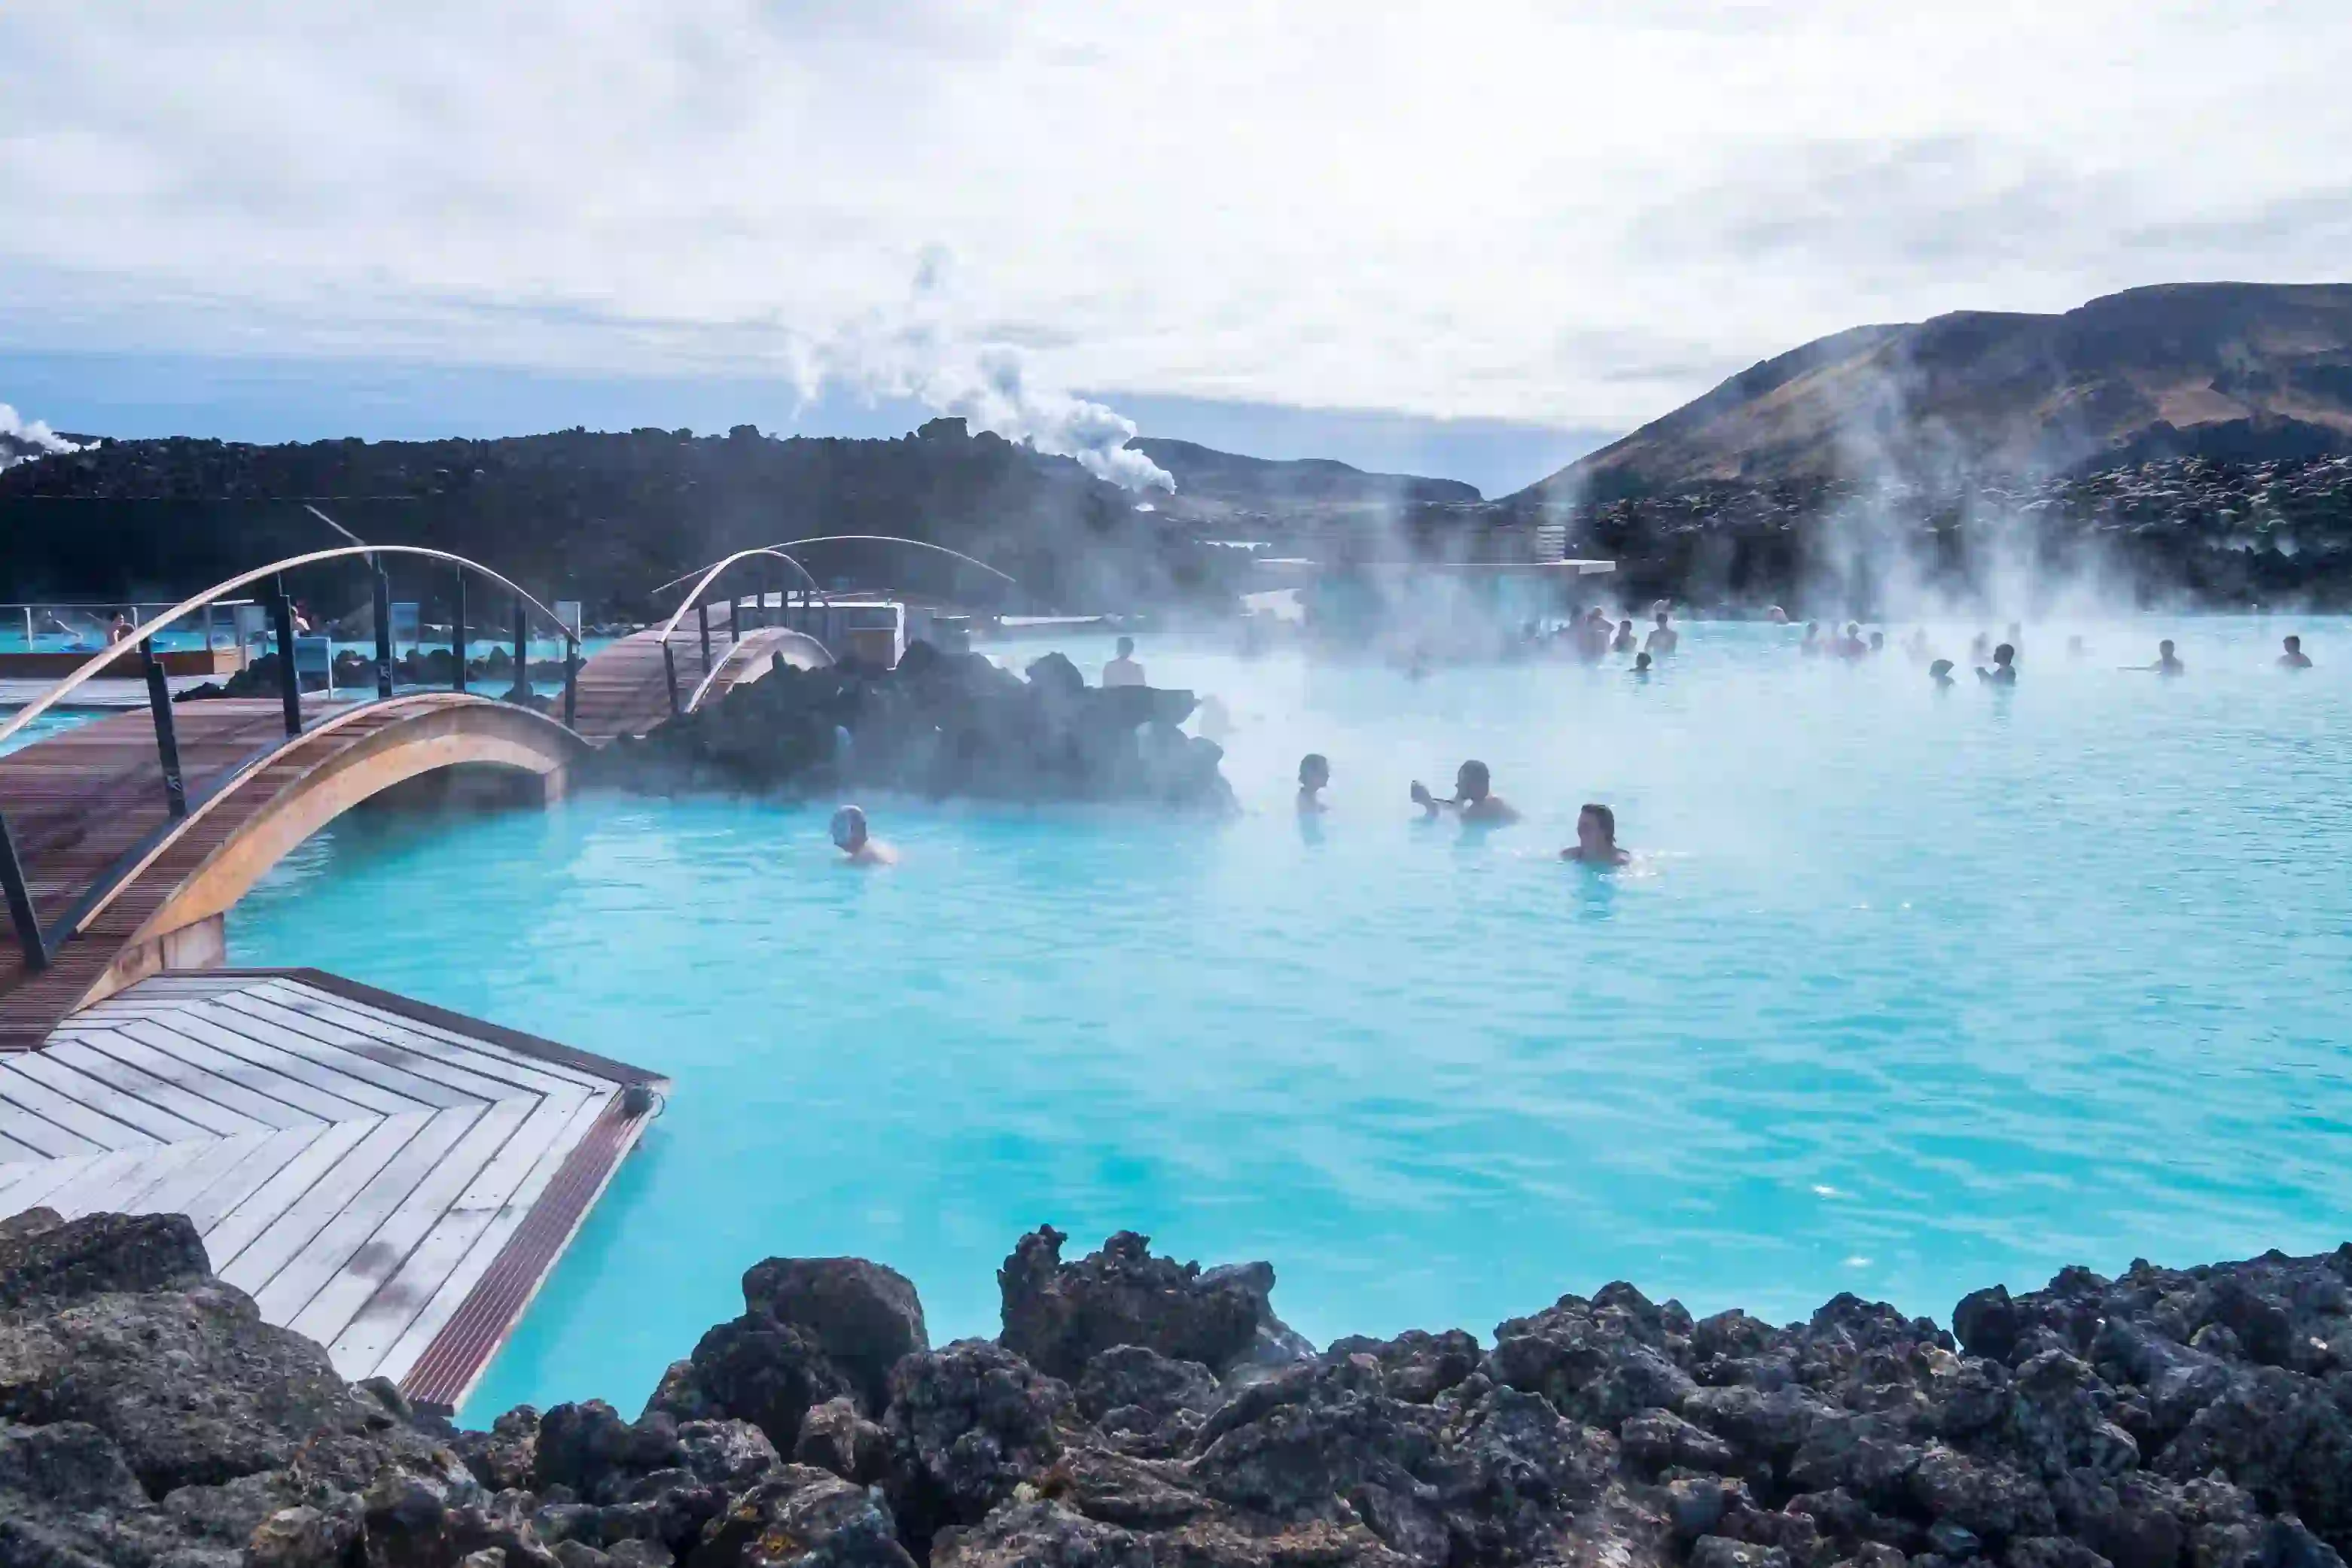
[0, 968, 666, 1412]
[572, 621, 833, 743]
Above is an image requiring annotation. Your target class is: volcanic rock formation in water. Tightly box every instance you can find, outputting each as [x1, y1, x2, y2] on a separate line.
[590, 641, 1236, 813]
[5, 1206, 2352, 1568]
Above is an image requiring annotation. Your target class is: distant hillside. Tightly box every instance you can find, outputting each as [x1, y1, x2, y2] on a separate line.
[1131, 437, 1479, 516]
[0, 417, 1242, 617]
[1515, 283, 2352, 504]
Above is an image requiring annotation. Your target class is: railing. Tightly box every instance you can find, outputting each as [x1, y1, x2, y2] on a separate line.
[0, 545, 581, 972]
[649, 547, 826, 720]
[647, 535, 1019, 717]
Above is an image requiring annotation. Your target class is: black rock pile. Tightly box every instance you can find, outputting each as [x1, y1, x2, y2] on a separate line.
[589, 643, 1235, 813]
[6, 1208, 2352, 1568]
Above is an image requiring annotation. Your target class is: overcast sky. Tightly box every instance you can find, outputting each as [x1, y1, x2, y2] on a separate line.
[5, 2, 2350, 492]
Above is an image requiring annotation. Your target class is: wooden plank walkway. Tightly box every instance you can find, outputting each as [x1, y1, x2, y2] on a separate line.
[571, 623, 832, 744]
[0, 968, 666, 1412]
[0, 693, 579, 1051]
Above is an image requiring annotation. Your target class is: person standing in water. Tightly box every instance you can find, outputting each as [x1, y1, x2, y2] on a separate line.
[1103, 635, 1147, 687]
[1976, 644, 2017, 685]
[1297, 754, 1330, 814]
[1631, 651, 1653, 677]
[1412, 760, 1520, 824]
[2128, 640, 2184, 676]
[1561, 802, 1630, 866]
[2279, 635, 2313, 669]
[1930, 659, 1956, 689]
[830, 805, 896, 866]
[1612, 618, 1636, 653]
[1644, 609, 1679, 657]
[1801, 622, 1823, 656]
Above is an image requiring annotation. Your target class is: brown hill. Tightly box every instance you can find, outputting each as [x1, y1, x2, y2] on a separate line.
[1513, 282, 2352, 504]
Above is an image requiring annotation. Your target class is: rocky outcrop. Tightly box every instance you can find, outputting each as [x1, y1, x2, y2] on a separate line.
[7, 1209, 2352, 1568]
[587, 645, 1235, 814]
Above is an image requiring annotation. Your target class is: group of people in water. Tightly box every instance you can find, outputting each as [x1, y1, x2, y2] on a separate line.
[1293, 755, 1628, 865]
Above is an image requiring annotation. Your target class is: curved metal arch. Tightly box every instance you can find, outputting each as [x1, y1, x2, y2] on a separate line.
[653, 548, 824, 644]
[0, 544, 580, 750]
[648, 534, 1018, 598]
[681, 626, 831, 716]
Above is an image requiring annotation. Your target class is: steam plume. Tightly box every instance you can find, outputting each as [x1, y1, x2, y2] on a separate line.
[815, 251, 1176, 494]
[0, 403, 87, 472]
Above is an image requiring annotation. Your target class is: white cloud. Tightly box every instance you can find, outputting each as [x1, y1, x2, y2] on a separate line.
[3, 0, 2348, 438]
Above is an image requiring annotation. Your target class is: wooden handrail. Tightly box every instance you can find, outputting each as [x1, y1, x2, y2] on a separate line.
[647, 534, 1018, 598]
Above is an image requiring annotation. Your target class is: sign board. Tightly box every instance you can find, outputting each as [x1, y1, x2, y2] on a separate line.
[293, 635, 335, 691]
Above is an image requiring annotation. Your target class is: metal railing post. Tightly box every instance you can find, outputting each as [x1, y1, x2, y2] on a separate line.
[661, 639, 682, 717]
[510, 597, 529, 701]
[270, 576, 303, 737]
[139, 638, 188, 820]
[563, 638, 580, 729]
[699, 601, 713, 674]
[452, 569, 468, 693]
[730, 593, 743, 645]
[0, 810, 46, 971]
[372, 562, 395, 699]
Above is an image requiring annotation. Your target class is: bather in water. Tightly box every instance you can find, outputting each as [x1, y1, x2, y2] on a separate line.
[2279, 635, 2313, 670]
[2128, 640, 2185, 677]
[1411, 760, 1520, 825]
[1930, 659, 1956, 689]
[1976, 643, 2017, 685]
[1297, 753, 1330, 814]
[830, 804, 897, 866]
[1561, 802, 1631, 867]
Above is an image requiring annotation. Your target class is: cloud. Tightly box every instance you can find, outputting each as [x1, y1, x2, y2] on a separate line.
[2, 2, 2349, 436]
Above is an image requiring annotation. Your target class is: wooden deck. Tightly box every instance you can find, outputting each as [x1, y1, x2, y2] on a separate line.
[0, 968, 666, 1412]
[571, 623, 833, 744]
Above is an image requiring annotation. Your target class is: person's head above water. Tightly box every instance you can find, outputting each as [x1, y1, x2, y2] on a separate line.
[830, 804, 869, 854]
[1930, 659, 1955, 684]
[1115, 635, 1135, 658]
[1455, 760, 1491, 802]
[1579, 802, 1616, 848]
[1653, 609, 1671, 627]
[1994, 643, 2015, 666]
[1633, 650, 1653, 672]
[2159, 639, 2175, 656]
[1618, 619, 1633, 633]
[2285, 635, 2303, 653]
[1298, 753, 1330, 791]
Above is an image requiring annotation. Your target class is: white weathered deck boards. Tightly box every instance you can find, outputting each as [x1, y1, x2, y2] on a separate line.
[0, 970, 667, 1408]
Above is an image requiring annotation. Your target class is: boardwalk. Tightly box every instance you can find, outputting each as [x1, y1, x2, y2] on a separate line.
[0, 693, 582, 1049]
[0, 968, 666, 1411]
[571, 622, 833, 743]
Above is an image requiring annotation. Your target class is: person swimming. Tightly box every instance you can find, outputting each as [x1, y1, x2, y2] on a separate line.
[830, 804, 896, 866]
[1929, 658, 1956, 688]
[1410, 760, 1520, 825]
[1644, 610, 1679, 657]
[1800, 621, 1823, 656]
[1631, 650, 1653, 677]
[1611, 618, 1635, 653]
[1768, 605, 1790, 624]
[2129, 640, 2184, 676]
[1102, 635, 1146, 687]
[1868, 630, 1886, 656]
[2279, 635, 2313, 669]
[1976, 643, 2017, 685]
[1836, 622, 1866, 659]
[1561, 802, 1630, 866]
[1297, 753, 1330, 814]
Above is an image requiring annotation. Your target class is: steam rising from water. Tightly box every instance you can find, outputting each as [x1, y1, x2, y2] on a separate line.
[0, 402, 87, 471]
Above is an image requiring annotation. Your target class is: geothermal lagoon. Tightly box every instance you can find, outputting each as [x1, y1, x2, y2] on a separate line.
[219, 617, 2352, 1420]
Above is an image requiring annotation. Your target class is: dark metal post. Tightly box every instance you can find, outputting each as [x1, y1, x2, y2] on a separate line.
[563, 638, 580, 729]
[452, 569, 468, 693]
[661, 639, 682, 717]
[270, 575, 303, 737]
[0, 810, 46, 971]
[372, 562, 395, 699]
[139, 638, 188, 820]
[699, 601, 713, 672]
[510, 597, 529, 701]
[730, 592, 743, 644]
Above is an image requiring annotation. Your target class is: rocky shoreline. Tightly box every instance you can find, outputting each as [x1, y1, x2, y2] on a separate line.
[3, 1210, 2348, 1568]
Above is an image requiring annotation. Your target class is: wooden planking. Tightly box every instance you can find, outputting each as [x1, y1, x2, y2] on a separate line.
[0, 970, 666, 1404]
[365, 1091, 612, 1389]
[0, 1088, 108, 1158]
[325, 1088, 602, 1375]
[284, 1094, 540, 1348]
[52, 1025, 325, 1131]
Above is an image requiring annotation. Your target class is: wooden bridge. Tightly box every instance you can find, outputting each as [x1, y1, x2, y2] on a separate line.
[0, 543, 848, 1408]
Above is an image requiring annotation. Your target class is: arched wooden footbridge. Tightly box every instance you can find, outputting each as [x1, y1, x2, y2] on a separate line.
[0, 545, 839, 1050]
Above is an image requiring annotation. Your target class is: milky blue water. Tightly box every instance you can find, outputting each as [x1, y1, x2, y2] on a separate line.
[221, 617, 2352, 1421]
